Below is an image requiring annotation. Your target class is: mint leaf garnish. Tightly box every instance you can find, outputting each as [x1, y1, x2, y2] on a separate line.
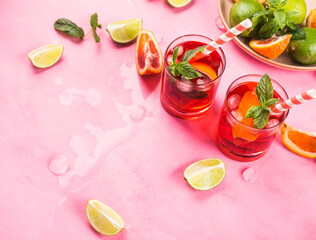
[177, 62, 202, 79]
[90, 13, 102, 43]
[54, 18, 84, 39]
[173, 47, 180, 64]
[256, 74, 274, 101]
[254, 110, 270, 129]
[168, 46, 204, 80]
[245, 74, 280, 129]
[181, 45, 206, 62]
[244, 105, 263, 119]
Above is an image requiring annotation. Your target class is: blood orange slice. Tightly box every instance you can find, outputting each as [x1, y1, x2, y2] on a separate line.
[135, 29, 163, 75]
[249, 34, 292, 59]
[190, 62, 217, 80]
[281, 123, 316, 159]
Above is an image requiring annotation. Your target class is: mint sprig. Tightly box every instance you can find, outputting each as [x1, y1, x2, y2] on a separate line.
[244, 74, 279, 129]
[250, 0, 306, 40]
[54, 13, 102, 43]
[168, 46, 206, 80]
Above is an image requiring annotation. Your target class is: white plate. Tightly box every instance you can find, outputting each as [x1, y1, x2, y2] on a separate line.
[217, 0, 316, 71]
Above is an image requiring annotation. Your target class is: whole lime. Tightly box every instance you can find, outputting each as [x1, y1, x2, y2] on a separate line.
[287, 28, 316, 65]
[230, 0, 265, 37]
[283, 0, 307, 25]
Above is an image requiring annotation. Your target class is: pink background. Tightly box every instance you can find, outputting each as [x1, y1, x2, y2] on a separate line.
[1, 0, 316, 239]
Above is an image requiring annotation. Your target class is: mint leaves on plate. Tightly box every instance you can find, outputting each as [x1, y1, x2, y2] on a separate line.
[244, 74, 280, 129]
[168, 45, 206, 80]
[54, 13, 102, 43]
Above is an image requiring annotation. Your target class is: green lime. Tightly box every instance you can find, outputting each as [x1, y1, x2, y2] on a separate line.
[167, 0, 191, 8]
[106, 18, 142, 43]
[229, 0, 265, 38]
[283, 0, 307, 25]
[184, 158, 226, 191]
[287, 28, 316, 65]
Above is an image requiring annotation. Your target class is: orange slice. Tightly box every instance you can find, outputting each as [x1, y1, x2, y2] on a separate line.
[249, 34, 292, 59]
[190, 62, 217, 80]
[281, 123, 316, 159]
[306, 9, 316, 28]
[135, 29, 163, 75]
[232, 91, 260, 141]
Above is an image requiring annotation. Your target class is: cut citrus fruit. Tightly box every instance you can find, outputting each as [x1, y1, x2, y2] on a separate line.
[190, 62, 217, 80]
[249, 34, 292, 59]
[233, 0, 267, 3]
[136, 29, 163, 75]
[106, 18, 142, 43]
[167, 0, 191, 8]
[232, 90, 260, 141]
[281, 123, 316, 159]
[28, 44, 63, 68]
[306, 9, 316, 28]
[85, 200, 124, 236]
[184, 158, 225, 191]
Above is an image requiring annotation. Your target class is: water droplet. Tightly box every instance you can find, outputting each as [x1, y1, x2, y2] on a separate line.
[129, 105, 146, 122]
[242, 167, 256, 183]
[48, 155, 69, 176]
[215, 17, 226, 31]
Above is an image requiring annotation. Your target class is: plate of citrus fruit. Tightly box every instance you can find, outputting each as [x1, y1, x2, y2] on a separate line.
[218, 0, 316, 71]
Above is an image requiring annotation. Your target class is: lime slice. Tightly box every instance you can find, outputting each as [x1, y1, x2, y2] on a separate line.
[86, 200, 124, 236]
[28, 44, 63, 68]
[167, 0, 191, 8]
[106, 18, 142, 43]
[184, 158, 226, 190]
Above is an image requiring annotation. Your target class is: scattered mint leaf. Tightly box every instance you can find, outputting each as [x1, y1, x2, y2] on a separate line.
[173, 47, 180, 64]
[282, 26, 306, 40]
[90, 13, 101, 43]
[256, 74, 274, 101]
[54, 18, 84, 39]
[93, 29, 100, 42]
[177, 61, 202, 79]
[265, 98, 279, 106]
[245, 105, 263, 119]
[254, 110, 270, 129]
[181, 45, 206, 62]
[168, 64, 177, 76]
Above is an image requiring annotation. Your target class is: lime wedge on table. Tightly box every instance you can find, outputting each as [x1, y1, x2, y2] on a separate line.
[28, 44, 63, 68]
[106, 18, 142, 43]
[86, 200, 124, 236]
[184, 158, 226, 191]
[167, 0, 191, 8]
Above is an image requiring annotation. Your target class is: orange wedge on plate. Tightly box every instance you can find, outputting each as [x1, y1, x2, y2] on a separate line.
[281, 123, 316, 159]
[190, 62, 217, 80]
[306, 9, 316, 28]
[135, 29, 163, 75]
[249, 34, 292, 59]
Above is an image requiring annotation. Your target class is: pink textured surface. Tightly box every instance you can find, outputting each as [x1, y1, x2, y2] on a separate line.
[1, 0, 316, 239]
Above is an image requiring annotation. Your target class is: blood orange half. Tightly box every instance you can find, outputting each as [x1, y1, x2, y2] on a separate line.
[136, 29, 163, 75]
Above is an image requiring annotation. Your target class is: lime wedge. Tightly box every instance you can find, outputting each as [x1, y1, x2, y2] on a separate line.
[167, 0, 191, 8]
[28, 44, 63, 68]
[106, 18, 142, 43]
[85, 200, 124, 236]
[184, 158, 226, 190]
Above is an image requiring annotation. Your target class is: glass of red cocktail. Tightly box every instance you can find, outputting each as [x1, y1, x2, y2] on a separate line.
[160, 34, 226, 119]
[217, 74, 289, 161]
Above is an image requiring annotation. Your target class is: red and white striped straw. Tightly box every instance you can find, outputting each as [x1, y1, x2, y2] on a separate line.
[191, 18, 252, 62]
[270, 89, 316, 114]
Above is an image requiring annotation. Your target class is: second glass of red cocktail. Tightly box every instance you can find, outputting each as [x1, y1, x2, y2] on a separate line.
[160, 34, 226, 119]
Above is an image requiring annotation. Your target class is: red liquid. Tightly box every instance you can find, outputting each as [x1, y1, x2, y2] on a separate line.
[217, 82, 286, 161]
[160, 41, 224, 119]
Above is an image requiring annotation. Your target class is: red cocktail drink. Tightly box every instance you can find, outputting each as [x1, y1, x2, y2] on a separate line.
[217, 74, 289, 161]
[160, 35, 226, 119]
